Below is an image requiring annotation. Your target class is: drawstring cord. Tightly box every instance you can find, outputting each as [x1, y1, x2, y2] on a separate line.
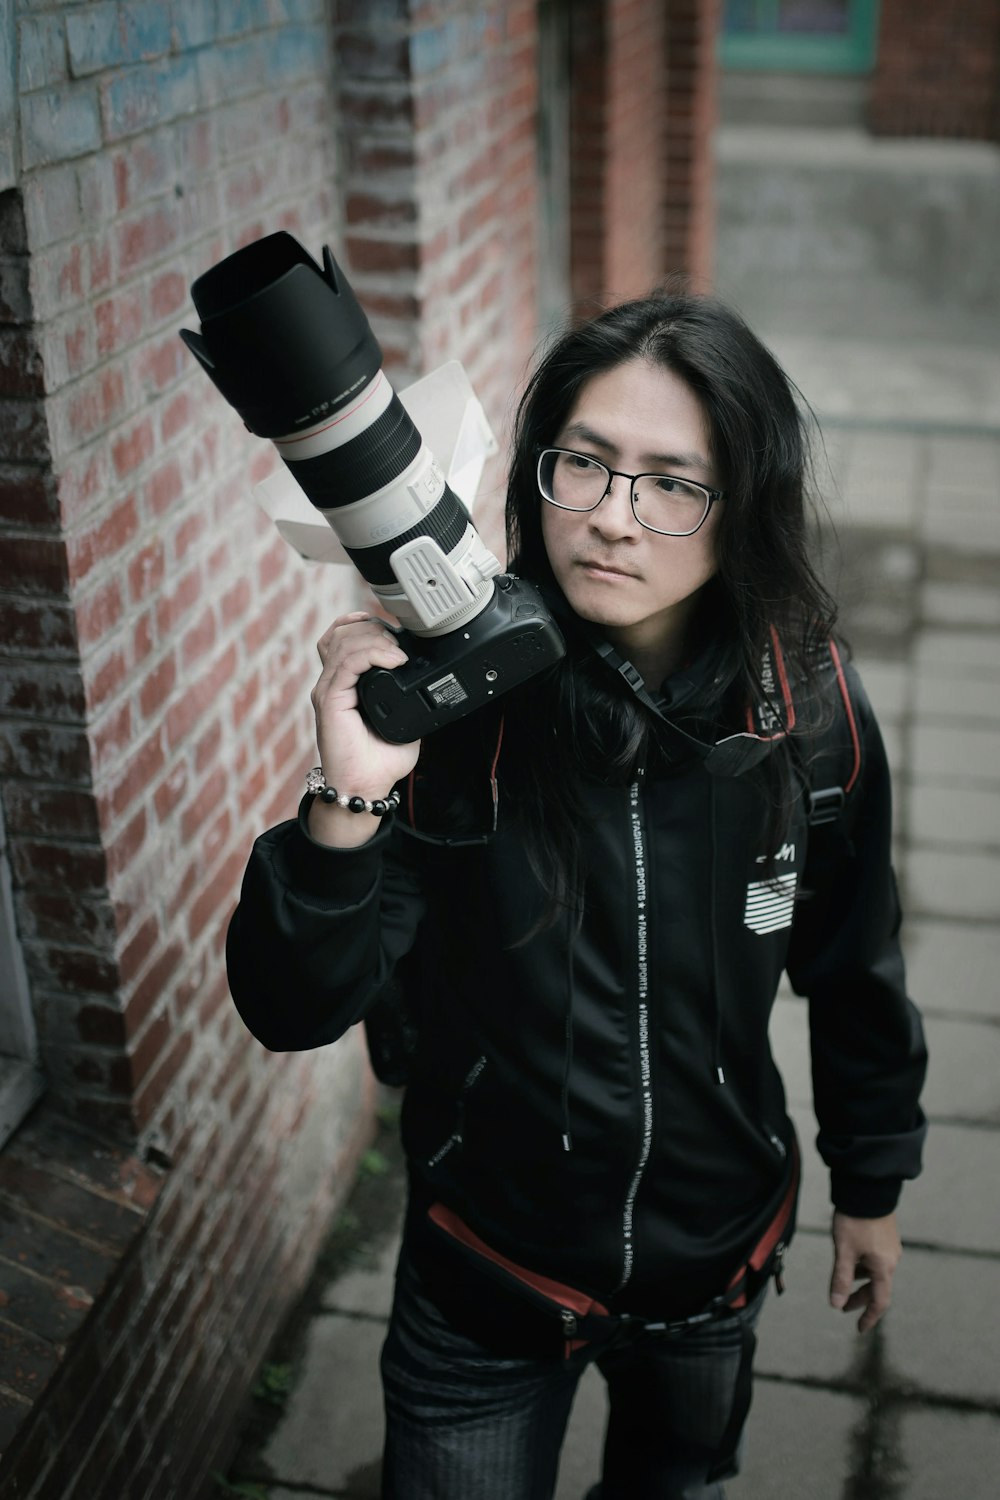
[560, 895, 584, 1152]
[709, 777, 726, 1086]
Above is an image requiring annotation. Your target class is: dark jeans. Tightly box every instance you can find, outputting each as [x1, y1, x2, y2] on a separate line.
[380, 1244, 768, 1500]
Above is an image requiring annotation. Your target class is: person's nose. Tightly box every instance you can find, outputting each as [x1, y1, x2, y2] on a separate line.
[589, 472, 637, 539]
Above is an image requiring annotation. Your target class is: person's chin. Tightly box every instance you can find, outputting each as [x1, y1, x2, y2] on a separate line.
[564, 593, 636, 632]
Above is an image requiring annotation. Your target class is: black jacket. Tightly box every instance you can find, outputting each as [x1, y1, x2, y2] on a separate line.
[227, 653, 927, 1321]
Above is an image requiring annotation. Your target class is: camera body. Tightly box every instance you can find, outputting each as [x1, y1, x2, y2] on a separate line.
[180, 232, 565, 742]
[359, 574, 564, 743]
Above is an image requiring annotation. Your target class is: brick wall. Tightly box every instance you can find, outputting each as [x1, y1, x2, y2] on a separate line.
[332, 0, 542, 556]
[663, 0, 718, 289]
[1, 3, 375, 1495]
[569, 0, 716, 311]
[870, 0, 1000, 140]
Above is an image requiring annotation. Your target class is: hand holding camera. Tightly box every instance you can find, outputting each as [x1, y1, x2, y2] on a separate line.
[307, 613, 421, 848]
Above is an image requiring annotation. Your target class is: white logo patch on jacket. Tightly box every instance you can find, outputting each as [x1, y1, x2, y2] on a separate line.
[744, 872, 797, 935]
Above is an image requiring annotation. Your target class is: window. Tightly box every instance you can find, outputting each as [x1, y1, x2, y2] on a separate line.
[0, 800, 44, 1148]
[720, 0, 880, 73]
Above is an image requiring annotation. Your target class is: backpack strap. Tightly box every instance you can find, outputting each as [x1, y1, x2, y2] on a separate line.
[804, 639, 863, 832]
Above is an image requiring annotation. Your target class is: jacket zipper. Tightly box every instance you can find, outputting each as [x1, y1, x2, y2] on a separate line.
[427, 1054, 487, 1166]
[614, 777, 653, 1293]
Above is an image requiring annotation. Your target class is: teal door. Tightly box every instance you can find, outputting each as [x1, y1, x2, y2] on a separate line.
[720, 0, 880, 72]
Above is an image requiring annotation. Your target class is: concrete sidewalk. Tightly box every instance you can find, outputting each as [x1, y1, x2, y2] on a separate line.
[218, 134, 1000, 1500]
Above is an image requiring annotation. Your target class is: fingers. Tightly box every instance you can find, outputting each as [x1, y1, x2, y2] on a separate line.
[829, 1211, 902, 1335]
[858, 1262, 895, 1333]
[830, 1253, 897, 1334]
[312, 616, 407, 699]
[316, 612, 397, 662]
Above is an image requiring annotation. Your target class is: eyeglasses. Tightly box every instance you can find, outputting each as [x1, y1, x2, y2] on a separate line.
[536, 447, 725, 537]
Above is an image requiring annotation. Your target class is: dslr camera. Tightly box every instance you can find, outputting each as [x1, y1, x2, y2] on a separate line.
[180, 232, 564, 742]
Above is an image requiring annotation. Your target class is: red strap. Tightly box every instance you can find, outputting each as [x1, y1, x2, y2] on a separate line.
[827, 638, 862, 793]
[428, 1203, 609, 1319]
[725, 1139, 800, 1307]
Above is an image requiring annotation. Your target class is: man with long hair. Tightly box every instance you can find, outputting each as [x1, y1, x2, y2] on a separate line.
[227, 294, 927, 1499]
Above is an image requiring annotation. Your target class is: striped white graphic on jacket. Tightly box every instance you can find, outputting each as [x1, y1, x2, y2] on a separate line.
[743, 873, 797, 935]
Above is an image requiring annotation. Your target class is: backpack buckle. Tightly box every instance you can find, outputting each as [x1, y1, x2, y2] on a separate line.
[808, 786, 845, 826]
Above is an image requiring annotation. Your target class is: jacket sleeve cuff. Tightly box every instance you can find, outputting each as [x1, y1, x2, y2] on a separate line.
[830, 1171, 903, 1218]
[278, 794, 395, 904]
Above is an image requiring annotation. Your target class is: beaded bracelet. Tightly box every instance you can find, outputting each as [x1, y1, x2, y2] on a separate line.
[305, 767, 400, 817]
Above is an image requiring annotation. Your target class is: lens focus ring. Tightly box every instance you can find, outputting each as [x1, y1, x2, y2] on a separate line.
[343, 486, 472, 586]
[284, 394, 421, 509]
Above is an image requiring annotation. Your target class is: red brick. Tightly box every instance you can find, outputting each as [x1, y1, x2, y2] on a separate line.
[67, 495, 140, 584]
[271, 723, 301, 776]
[0, 596, 76, 656]
[135, 333, 187, 395]
[27, 943, 119, 995]
[257, 535, 289, 591]
[105, 808, 147, 881]
[74, 577, 123, 650]
[187, 846, 245, 942]
[95, 290, 144, 358]
[193, 718, 222, 774]
[4, 783, 101, 839]
[138, 652, 177, 718]
[113, 137, 173, 213]
[153, 564, 200, 636]
[180, 605, 217, 669]
[101, 728, 166, 823]
[179, 766, 227, 845]
[173, 510, 205, 564]
[89, 233, 114, 296]
[111, 416, 155, 480]
[91, 698, 133, 776]
[146, 456, 184, 517]
[133, 1027, 194, 1130]
[165, 643, 237, 750]
[117, 205, 179, 278]
[344, 235, 420, 274]
[150, 270, 187, 322]
[243, 583, 298, 656]
[230, 670, 260, 730]
[152, 760, 188, 823]
[160, 389, 196, 443]
[123, 940, 184, 1040]
[0, 532, 70, 595]
[133, 609, 154, 663]
[0, 661, 86, 720]
[238, 762, 268, 818]
[116, 916, 160, 989]
[0, 462, 58, 526]
[219, 576, 251, 629]
[65, 366, 127, 445]
[200, 808, 232, 873]
[11, 837, 106, 891]
[84, 646, 128, 712]
[126, 1009, 173, 1096]
[125, 538, 165, 608]
[165, 852, 199, 926]
[77, 1003, 127, 1047]
[248, 445, 276, 486]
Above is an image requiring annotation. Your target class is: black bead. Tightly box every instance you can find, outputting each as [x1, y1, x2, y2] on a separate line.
[371, 800, 387, 816]
[320, 786, 338, 803]
[348, 795, 368, 814]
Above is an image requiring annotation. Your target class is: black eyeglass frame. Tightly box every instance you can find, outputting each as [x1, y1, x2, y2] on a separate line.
[536, 447, 726, 538]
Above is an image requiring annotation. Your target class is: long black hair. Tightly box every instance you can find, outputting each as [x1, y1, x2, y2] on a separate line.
[480, 292, 836, 919]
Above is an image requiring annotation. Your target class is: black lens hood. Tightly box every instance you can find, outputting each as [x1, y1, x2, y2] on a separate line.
[180, 232, 382, 438]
